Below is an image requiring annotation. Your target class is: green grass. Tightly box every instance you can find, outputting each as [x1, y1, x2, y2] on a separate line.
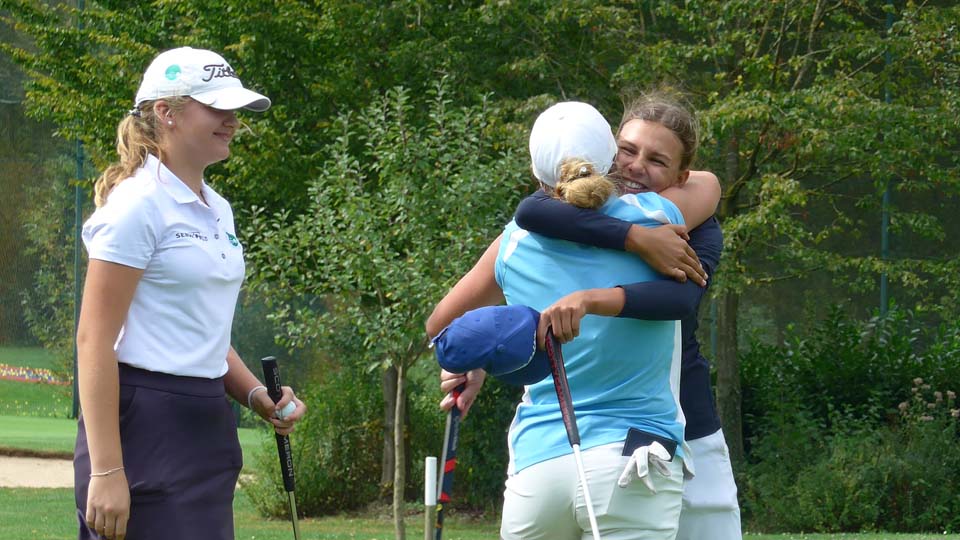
[1, 350, 957, 539]
[0, 415, 77, 455]
[0, 414, 267, 459]
[0, 487, 500, 540]
[742, 536, 960, 539]
[0, 380, 71, 418]
[0, 488, 75, 539]
[0, 346, 59, 370]
[0, 487, 957, 540]
[0, 346, 72, 419]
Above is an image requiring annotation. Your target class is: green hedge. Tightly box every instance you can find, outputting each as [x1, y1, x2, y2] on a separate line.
[740, 307, 960, 533]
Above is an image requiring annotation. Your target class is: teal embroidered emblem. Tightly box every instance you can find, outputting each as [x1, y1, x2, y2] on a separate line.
[226, 232, 239, 247]
[165, 65, 181, 80]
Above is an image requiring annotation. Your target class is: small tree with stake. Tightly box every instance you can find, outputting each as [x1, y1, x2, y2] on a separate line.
[245, 80, 526, 539]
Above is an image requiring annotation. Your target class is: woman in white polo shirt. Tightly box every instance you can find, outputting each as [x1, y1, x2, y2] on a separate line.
[74, 47, 305, 540]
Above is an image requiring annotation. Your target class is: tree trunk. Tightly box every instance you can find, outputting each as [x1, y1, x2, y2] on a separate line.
[715, 290, 743, 465]
[716, 132, 744, 465]
[381, 365, 398, 494]
[393, 362, 407, 540]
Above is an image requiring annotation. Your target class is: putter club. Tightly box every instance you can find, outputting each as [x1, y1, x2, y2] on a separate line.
[544, 329, 602, 540]
[261, 356, 301, 540]
[434, 383, 465, 540]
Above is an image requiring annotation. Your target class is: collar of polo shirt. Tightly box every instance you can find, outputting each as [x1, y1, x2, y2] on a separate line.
[145, 154, 213, 205]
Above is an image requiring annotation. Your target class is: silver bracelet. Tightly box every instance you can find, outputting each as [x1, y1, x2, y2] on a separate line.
[90, 466, 124, 478]
[247, 385, 268, 410]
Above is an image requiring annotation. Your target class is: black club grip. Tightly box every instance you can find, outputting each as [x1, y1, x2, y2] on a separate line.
[261, 356, 295, 493]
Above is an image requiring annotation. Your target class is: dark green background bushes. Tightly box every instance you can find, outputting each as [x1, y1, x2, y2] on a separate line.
[740, 307, 960, 533]
[242, 350, 523, 517]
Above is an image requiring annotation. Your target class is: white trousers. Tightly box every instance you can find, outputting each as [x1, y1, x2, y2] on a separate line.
[501, 443, 684, 540]
[676, 429, 742, 540]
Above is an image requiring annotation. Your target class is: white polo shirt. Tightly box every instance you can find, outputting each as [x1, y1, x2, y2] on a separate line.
[82, 154, 245, 378]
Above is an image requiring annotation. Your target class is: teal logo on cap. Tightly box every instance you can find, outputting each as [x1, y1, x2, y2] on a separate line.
[165, 65, 182, 80]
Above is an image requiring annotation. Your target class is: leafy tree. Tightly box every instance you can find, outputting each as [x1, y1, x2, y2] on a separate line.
[19, 155, 77, 371]
[244, 81, 527, 538]
[5, 0, 959, 527]
[606, 0, 960, 461]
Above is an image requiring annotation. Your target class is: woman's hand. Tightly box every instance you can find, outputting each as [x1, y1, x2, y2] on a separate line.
[538, 290, 590, 346]
[537, 288, 625, 348]
[439, 369, 486, 417]
[86, 471, 130, 540]
[625, 224, 706, 286]
[252, 386, 307, 436]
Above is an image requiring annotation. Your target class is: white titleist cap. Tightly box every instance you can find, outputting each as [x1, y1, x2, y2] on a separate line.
[134, 47, 271, 112]
[528, 101, 616, 187]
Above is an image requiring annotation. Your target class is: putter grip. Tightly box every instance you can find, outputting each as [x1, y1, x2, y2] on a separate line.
[435, 383, 464, 540]
[261, 356, 296, 493]
[545, 330, 580, 447]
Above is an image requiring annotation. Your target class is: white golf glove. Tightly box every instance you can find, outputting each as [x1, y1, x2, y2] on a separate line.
[617, 441, 673, 492]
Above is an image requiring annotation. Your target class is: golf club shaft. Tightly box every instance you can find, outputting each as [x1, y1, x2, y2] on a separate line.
[572, 444, 601, 540]
[261, 356, 301, 540]
[545, 330, 600, 540]
[435, 383, 464, 540]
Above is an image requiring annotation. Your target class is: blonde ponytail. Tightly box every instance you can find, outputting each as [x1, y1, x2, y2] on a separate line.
[94, 98, 186, 207]
[553, 159, 615, 209]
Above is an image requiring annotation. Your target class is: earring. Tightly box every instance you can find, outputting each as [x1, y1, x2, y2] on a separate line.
[167, 120, 173, 125]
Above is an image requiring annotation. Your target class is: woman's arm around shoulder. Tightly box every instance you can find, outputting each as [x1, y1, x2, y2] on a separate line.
[659, 170, 721, 230]
[516, 189, 706, 285]
[514, 190, 630, 250]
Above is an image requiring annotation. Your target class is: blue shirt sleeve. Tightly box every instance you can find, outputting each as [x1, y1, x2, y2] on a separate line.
[618, 217, 723, 320]
[514, 190, 630, 251]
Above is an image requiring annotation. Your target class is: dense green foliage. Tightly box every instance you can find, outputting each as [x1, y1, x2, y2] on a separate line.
[243, 80, 527, 527]
[2, 0, 959, 533]
[242, 339, 522, 517]
[741, 308, 960, 533]
[17, 156, 79, 380]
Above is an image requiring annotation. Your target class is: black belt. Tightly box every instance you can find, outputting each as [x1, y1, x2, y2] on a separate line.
[622, 427, 678, 460]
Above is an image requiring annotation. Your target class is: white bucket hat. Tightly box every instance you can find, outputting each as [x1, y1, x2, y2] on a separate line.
[528, 101, 617, 187]
[134, 47, 271, 112]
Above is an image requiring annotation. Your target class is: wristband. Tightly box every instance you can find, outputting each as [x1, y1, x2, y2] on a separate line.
[247, 385, 268, 410]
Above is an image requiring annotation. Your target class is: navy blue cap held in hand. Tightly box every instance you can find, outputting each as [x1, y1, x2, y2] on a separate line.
[432, 305, 552, 386]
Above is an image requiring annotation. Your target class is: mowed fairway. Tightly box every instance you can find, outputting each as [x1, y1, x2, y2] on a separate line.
[0, 487, 501, 540]
[0, 486, 956, 540]
[0, 414, 267, 457]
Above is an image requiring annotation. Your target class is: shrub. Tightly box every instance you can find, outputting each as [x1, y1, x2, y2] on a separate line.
[740, 307, 960, 533]
[242, 357, 383, 517]
[744, 396, 960, 533]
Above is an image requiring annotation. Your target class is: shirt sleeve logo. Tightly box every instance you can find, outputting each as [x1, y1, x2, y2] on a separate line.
[226, 232, 240, 247]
